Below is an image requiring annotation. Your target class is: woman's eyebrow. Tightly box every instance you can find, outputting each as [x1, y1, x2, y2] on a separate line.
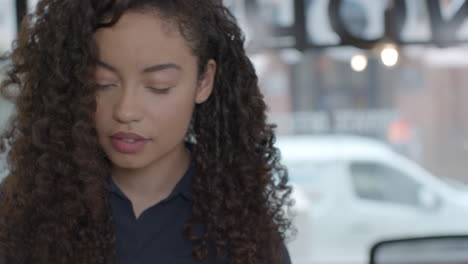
[96, 60, 182, 73]
[142, 63, 182, 73]
[97, 60, 118, 72]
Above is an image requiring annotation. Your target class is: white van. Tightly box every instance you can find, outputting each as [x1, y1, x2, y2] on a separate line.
[278, 135, 468, 264]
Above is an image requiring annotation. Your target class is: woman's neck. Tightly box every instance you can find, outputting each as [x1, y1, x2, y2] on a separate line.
[111, 144, 191, 217]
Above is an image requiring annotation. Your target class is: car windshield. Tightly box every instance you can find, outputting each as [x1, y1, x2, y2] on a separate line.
[286, 162, 324, 184]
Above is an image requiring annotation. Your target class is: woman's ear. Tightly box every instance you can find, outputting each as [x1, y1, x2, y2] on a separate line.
[195, 59, 217, 104]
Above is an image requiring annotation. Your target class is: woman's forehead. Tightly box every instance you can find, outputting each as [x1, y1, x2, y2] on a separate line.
[93, 11, 195, 72]
[95, 11, 181, 42]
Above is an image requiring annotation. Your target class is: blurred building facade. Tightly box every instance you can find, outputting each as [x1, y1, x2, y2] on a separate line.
[227, 0, 468, 182]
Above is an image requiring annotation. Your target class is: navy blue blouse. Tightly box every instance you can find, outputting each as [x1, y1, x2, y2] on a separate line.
[107, 161, 292, 264]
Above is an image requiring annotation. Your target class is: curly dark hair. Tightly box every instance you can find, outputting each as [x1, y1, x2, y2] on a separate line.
[0, 0, 293, 263]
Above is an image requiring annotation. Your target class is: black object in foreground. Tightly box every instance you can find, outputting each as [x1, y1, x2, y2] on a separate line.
[369, 235, 468, 264]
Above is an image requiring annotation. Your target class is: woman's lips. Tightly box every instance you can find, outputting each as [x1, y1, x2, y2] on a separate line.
[110, 132, 150, 153]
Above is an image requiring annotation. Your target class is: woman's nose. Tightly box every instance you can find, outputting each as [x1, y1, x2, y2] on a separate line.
[113, 88, 142, 124]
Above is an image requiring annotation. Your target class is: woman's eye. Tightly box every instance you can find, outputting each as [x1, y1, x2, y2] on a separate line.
[96, 83, 116, 90]
[148, 87, 171, 94]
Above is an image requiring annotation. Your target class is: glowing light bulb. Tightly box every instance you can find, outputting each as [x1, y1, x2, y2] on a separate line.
[350, 54, 368, 72]
[381, 45, 399, 67]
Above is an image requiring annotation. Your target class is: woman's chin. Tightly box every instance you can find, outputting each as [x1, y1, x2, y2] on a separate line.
[109, 156, 148, 171]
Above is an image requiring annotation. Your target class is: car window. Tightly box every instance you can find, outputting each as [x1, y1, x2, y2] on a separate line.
[287, 161, 336, 186]
[350, 161, 422, 207]
[288, 162, 323, 183]
[286, 160, 342, 202]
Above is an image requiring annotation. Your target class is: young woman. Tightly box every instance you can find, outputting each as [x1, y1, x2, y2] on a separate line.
[0, 0, 293, 263]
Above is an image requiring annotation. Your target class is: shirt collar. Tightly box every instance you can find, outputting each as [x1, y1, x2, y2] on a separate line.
[105, 159, 194, 202]
[166, 159, 194, 201]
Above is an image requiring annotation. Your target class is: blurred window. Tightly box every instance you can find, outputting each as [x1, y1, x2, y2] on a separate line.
[350, 161, 422, 207]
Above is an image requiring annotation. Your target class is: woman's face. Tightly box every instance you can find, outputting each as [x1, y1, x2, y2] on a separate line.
[93, 11, 215, 170]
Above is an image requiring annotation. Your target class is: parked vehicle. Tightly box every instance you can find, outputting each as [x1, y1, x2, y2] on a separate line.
[278, 135, 468, 264]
